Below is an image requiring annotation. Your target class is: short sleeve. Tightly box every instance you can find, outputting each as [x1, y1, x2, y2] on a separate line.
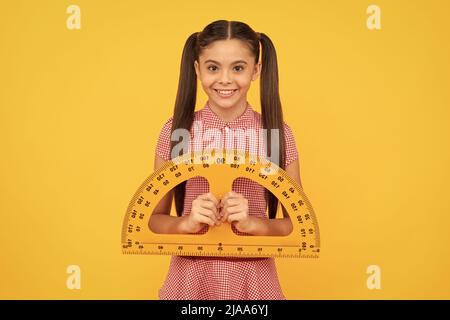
[283, 122, 299, 167]
[155, 117, 173, 161]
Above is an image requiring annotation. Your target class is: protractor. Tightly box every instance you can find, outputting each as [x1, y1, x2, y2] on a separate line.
[121, 150, 320, 258]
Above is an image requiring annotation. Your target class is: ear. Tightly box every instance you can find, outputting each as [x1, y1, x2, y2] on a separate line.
[251, 62, 262, 81]
[194, 60, 200, 78]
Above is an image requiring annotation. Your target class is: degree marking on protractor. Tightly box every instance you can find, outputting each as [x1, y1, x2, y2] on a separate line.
[121, 150, 320, 258]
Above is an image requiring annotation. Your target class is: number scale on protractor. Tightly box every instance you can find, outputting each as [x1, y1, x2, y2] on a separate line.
[121, 150, 320, 258]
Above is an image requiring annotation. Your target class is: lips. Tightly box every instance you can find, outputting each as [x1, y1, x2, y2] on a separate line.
[214, 89, 238, 98]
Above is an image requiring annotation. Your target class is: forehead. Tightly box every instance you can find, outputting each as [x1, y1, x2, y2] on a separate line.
[199, 39, 253, 64]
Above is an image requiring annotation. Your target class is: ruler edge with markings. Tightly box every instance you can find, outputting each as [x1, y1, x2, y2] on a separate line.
[121, 150, 320, 258]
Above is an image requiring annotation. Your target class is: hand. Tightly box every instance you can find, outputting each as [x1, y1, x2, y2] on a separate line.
[184, 192, 221, 233]
[219, 191, 254, 233]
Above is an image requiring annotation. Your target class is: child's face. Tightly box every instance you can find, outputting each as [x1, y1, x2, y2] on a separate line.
[194, 39, 261, 111]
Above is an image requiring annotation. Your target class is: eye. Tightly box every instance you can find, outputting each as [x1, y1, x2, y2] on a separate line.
[206, 65, 245, 72]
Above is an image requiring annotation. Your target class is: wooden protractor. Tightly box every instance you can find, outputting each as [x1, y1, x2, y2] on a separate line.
[121, 149, 320, 258]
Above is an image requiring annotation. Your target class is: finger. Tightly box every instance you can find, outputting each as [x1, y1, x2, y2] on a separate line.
[218, 203, 228, 222]
[202, 192, 219, 207]
[220, 209, 230, 223]
[195, 208, 217, 226]
[198, 207, 218, 222]
[206, 200, 222, 220]
[220, 191, 234, 204]
[222, 192, 243, 205]
[198, 193, 219, 212]
[218, 193, 231, 210]
[199, 200, 218, 214]
[223, 205, 242, 215]
[227, 191, 241, 199]
[197, 207, 218, 224]
[219, 199, 235, 221]
[219, 205, 241, 223]
[227, 212, 243, 223]
[222, 198, 241, 208]
[219, 196, 226, 207]
[196, 213, 216, 227]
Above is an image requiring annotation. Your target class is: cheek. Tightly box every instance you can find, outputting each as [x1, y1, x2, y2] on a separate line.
[206, 78, 218, 88]
[201, 79, 215, 90]
[236, 80, 251, 90]
[236, 75, 254, 89]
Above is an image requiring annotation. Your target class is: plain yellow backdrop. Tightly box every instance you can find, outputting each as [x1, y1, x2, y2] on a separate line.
[1, 0, 449, 299]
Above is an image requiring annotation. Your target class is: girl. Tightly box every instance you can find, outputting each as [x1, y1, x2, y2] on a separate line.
[149, 20, 303, 300]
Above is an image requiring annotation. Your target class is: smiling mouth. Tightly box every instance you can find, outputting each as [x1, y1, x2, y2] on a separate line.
[214, 89, 238, 97]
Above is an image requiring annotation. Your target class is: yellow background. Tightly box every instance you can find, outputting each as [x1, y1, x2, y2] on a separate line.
[1, 0, 449, 299]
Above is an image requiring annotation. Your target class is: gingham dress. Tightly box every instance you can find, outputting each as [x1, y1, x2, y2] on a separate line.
[155, 101, 299, 300]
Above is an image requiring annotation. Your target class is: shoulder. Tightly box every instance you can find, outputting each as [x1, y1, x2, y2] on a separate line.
[283, 121, 298, 167]
[160, 116, 173, 131]
[283, 121, 296, 139]
[251, 109, 262, 121]
[156, 116, 174, 161]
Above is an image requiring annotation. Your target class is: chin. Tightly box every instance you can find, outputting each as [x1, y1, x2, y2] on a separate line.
[214, 100, 236, 107]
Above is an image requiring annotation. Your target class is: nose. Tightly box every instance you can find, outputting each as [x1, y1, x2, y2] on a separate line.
[218, 70, 232, 84]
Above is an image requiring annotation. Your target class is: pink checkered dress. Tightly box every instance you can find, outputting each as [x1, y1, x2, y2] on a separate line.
[155, 101, 299, 300]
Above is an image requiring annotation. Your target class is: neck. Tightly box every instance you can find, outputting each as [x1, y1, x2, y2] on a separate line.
[208, 100, 248, 123]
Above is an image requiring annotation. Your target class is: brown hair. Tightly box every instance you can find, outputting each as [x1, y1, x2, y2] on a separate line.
[170, 20, 286, 219]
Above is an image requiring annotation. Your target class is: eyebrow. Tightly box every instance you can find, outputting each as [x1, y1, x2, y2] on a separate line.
[204, 59, 248, 65]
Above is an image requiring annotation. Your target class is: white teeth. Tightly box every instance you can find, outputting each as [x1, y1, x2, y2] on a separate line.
[216, 89, 236, 96]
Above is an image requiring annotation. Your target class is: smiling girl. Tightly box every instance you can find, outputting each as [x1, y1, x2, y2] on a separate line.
[149, 20, 302, 300]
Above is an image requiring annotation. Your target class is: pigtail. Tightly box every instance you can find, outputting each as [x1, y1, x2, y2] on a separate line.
[259, 32, 286, 219]
[171, 32, 199, 216]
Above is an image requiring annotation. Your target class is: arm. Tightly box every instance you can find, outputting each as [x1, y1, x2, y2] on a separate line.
[249, 158, 303, 236]
[148, 154, 190, 234]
